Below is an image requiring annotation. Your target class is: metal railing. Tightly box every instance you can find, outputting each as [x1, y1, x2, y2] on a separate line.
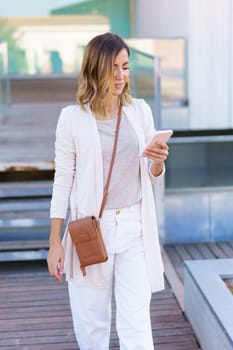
[0, 75, 10, 121]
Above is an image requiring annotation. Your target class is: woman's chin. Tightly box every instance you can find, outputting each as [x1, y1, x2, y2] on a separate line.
[113, 89, 123, 96]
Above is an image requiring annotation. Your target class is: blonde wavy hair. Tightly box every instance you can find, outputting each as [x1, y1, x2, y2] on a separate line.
[76, 32, 132, 116]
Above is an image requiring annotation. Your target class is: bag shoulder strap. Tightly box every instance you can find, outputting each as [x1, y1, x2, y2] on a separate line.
[98, 104, 122, 218]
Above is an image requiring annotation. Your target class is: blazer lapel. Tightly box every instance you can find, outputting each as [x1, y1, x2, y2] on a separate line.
[87, 106, 104, 215]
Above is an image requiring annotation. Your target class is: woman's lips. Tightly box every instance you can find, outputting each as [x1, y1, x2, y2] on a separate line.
[114, 83, 124, 89]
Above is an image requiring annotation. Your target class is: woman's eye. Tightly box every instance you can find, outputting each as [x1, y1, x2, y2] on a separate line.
[114, 66, 130, 71]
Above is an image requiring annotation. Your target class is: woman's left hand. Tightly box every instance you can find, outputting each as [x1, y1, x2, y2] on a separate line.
[143, 141, 169, 162]
[142, 141, 169, 176]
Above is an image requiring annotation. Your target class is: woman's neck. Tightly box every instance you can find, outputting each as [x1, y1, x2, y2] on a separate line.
[96, 98, 120, 120]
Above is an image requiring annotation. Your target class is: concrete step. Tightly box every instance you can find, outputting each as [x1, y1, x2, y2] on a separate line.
[0, 180, 53, 199]
[0, 181, 52, 259]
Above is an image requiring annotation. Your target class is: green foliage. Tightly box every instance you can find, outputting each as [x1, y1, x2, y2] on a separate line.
[0, 18, 27, 74]
[0, 18, 16, 46]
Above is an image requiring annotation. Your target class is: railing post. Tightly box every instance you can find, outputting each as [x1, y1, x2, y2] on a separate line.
[0, 78, 2, 121]
[154, 56, 162, 129]
[0, 78, 2, 106]
[6, 75, 11, 105]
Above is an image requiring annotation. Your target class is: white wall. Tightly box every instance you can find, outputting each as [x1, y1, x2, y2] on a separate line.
[188, 0, 230, 129]
[135, 0, 233, 129]
[230, 1, 233, 128]
[134, 0, 188, 38]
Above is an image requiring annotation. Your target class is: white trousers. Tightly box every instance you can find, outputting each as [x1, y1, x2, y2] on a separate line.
[68, 203, 154, 350]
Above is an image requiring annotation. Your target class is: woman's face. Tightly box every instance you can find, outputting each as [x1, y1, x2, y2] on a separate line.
[113, 48, 129, 96]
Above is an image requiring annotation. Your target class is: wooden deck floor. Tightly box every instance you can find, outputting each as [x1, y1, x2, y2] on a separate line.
[164, 241, 233, 283]
[0, 261, 202, 350]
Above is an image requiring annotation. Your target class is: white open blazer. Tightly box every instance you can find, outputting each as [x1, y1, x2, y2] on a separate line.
[50, 98, 165, 293]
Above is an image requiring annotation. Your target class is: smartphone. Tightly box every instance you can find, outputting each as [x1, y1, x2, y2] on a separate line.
[140, 129, 173, 157]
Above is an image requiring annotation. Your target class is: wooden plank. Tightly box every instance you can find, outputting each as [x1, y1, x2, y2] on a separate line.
[164, 245, 183, 265]
[228, 241, 233, 252]
[195, 243, 216, 259]
[183, 243, 204, 260]
[0, 324, 193, 340]
[155, 334, 198, 343]
[3, 344, 78, 350]
[164, 245, 184, 282]
[217, 242, 233, 258]
[156, 343, 200, 350]
[0, 328, 73, 340]
[174, 244, 193, 261]
[206, 242, 227, 258]
[154, 327, 196, 336]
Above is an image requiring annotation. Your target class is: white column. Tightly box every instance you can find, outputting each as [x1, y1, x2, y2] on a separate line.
[188, 0, 230, 129]
[135, 0, 188, 38]
[230, 1, 233, 127]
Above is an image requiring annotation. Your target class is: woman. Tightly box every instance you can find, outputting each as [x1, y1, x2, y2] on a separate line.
[47, 32, 169, 350]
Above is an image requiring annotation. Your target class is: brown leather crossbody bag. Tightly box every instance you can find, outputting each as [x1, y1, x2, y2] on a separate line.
[68, 105, 122, 276]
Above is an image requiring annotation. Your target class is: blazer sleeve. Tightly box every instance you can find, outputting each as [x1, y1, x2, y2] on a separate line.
[142, 100, 165, 184]
[50, 108, 76, 219]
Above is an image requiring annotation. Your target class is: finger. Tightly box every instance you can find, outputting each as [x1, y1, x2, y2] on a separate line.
[52, 266, 63, 282]
[147, 144, 169, 153]
[48, 259, 62, 281]
[144, 149, 169, 161]
[151, 145, 169, 156]
[57, 259, 64, 276]
[156, 141, 169, 149]
[59, 257, 64, 275]
[53, 272, 63, 282]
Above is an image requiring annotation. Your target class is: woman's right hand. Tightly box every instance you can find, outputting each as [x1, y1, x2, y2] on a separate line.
[47, 243, 65, 282]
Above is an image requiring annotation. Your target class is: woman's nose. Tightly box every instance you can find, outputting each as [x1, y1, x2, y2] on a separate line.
[115, 68, 124, 79]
